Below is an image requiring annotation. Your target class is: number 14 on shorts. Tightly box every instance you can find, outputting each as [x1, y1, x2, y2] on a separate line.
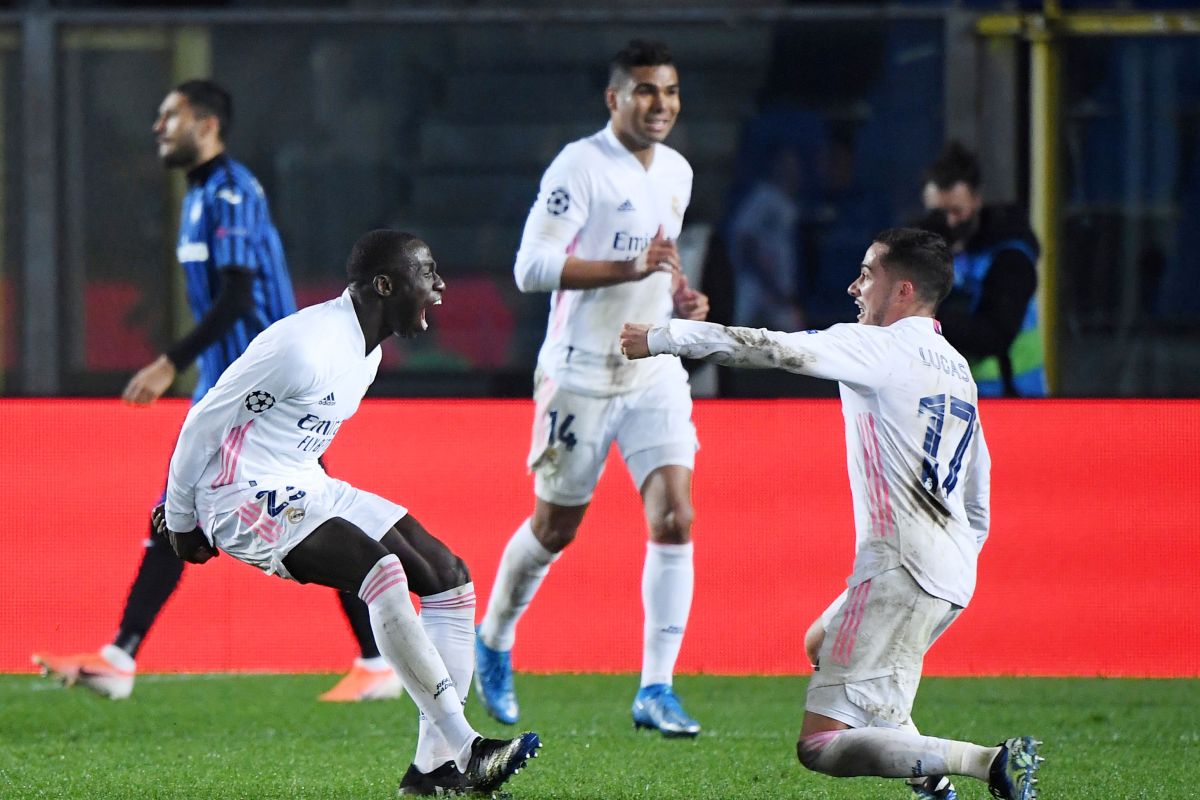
[547, 410, 578, 451]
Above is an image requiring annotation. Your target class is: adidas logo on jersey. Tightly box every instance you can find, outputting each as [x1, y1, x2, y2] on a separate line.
[318, 392, 336, 406]
[617, 199, 636, 212]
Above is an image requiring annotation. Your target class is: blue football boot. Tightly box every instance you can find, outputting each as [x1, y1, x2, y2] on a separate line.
[631, 683, 701, 737]
[474, 628, 519, 725]
[987, 736, 1043, 800]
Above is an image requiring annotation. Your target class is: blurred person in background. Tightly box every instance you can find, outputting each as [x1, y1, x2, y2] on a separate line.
[474, 39, 710, 737]
[729, 144, 806, 331]
[918, 142, 1047, 397]
[33, 79, 397, 703]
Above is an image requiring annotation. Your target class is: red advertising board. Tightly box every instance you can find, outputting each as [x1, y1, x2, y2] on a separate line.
[3, 399, 1196, 677]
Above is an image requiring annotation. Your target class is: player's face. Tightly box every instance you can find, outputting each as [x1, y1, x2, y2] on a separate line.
[848, 243, 900, 327]
[386, 241, 445, 339]
[922, 180, 981, 249]
[608, 64, 680, 150]
[153, 91, 203, 168]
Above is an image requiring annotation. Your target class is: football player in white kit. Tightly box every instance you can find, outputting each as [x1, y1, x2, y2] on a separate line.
[474, 40, 710, 736]
[620, 228, 1042, 800]
[157, 230, 540, 797]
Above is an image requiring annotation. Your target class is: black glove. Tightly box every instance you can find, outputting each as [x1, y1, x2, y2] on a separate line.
[152, 503, 219, 564]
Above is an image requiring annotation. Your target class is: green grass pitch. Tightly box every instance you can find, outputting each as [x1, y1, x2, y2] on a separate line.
[1, 674, 1196, 799]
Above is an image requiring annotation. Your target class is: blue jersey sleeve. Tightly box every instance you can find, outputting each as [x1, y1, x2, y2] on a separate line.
[209, 181, 267, 272]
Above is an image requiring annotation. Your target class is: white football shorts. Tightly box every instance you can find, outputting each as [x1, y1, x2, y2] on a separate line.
[806, 567, 960, 728]
[198, 474, 407, 581]
[527, 369, 698, 506]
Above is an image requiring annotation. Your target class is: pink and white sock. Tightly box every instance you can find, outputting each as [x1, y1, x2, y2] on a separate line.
[414, 583, 477, 772]
[359, 555, 478, 770]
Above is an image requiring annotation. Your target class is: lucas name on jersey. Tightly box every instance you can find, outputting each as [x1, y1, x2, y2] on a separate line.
[918, 346, 972, 385]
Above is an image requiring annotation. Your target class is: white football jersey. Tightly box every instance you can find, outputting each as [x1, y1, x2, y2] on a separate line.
[649, 317, 991, 608]
[165, 290, 381, 533]
[514, 123, 693, 397]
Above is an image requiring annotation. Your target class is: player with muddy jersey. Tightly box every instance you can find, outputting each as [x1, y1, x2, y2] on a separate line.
[620, 228, 1041, 800]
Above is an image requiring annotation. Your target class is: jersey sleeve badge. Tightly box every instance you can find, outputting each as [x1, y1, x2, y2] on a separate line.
[244, 390, 276, 413]
[547, 187, 571, 216]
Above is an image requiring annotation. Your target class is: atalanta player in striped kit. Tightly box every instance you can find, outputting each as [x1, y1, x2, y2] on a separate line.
[621, 229, 1042, 800]
[34, 80, 396, 704]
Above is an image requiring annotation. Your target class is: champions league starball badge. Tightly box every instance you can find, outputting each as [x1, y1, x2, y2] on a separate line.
[547, 187, 571, 216]
[244, 390, 275, 413]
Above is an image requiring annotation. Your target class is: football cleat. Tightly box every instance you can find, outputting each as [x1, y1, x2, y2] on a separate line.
[397, 760, 466, 797]
[988, 736, 1042, 800]
[461, 732, 541, 794]
[631, 684, 701, 737]
[31, 645, 135, 700]
[911, 775, 958, 800]
[474, 628, 519, 724]
[319, 661, 403, 702]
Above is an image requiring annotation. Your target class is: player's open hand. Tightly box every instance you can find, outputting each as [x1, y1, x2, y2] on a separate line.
[629, 225, 680, 280]
[620, 323, 654, 360]
[153, 504, 219, 564]
[122, 355, 177, 406]
[671, 274, 710, 321]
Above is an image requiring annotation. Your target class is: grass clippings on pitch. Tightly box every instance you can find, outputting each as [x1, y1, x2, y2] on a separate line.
[1, 673, 1196, 799]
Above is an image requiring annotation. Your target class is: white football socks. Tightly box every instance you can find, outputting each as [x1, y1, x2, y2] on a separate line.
[799, 727, 999, 781]
[478, 518, 558, 652]
[358, 555, 477, 771]
[641, 541, 694, 688]
[413, 583, 477, 773]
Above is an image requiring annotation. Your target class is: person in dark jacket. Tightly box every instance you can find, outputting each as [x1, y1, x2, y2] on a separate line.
[919, 142, 1047, 397]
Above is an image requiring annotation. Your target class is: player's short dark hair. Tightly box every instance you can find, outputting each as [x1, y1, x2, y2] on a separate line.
[872, 227, 953, 309]
[346, 229, 422, 285]
[924, 141, 980, 191]
[609, 39, 674, 87]
[174, 79, 233, 141]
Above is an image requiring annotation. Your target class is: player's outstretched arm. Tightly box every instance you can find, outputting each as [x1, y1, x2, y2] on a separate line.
[623, 319, 887, 388]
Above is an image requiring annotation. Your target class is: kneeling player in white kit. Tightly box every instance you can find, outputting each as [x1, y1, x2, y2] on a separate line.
[620, 228, 1042, 800]
[157, 230, 540, 797]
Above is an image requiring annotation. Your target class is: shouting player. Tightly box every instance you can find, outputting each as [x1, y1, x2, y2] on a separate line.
[158, 230, 541, 797]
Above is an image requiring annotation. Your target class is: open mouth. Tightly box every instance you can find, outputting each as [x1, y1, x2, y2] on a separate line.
[418, 297, 443, 332]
